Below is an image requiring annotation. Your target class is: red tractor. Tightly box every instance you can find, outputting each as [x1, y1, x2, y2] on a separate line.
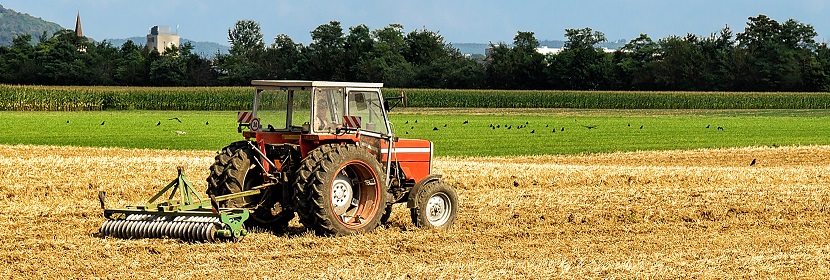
[205, 80, 459, 236]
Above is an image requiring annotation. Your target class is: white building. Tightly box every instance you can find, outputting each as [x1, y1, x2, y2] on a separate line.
[146, 25, 180, 54]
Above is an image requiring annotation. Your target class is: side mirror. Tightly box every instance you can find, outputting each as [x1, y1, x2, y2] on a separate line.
[352, 92, 368, 110]
[353, 92, 365, 103]
[384, 90, 407, 111]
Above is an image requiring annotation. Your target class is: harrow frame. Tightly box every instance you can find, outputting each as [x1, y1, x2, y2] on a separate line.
[99, 167, 253, 241]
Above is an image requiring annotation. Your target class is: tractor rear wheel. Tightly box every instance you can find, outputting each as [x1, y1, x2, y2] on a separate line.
[295, 144, 388, 236]
[411, 180, 458, 230]
[207, 141, 293, 232]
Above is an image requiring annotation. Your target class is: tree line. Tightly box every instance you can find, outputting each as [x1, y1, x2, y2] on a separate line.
[1, 14, 828, 91]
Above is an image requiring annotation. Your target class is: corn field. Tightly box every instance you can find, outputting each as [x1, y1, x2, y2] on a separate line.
[0, 85, 285, 111]
[3, 85, 830, 111]
[387, 88, 830, 109]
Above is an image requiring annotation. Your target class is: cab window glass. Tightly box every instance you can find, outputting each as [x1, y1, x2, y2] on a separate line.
[313, 88, 344, 133]
[257, 89, 287, 130]
[347, 91, 387, 134]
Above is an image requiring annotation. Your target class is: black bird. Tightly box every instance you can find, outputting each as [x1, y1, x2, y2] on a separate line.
[405, 131, 409, 134]
[552, 129, 556, 133]
[582, 125, 597, 129]
[463, 120, 469, 124]
[530, 130, 535, 133]
[100, 121, 105, 126]
[525, 121, 529, 125]
[492, 126, 496, 130]
[717, 126, 724, 131]
[443, 124, 447, 127]
[411, 126, 414, 129]
[496, 125, 500, 128]
[507, 125, 512, 129]
[433, 127, 438, 131]
[639, 125, 643, 129]
[415, 120, 418, 123]
[205, 121, 209, 125]
[706, 124, 710, 128]
[405, 121, 409, 124]
[561, 127, 564, 131]
[169, 117, 181, 123]
[545, 124, 549, 128]
[750, 158, 756, 166]
[628, 123, 630, 127]
[156, 121, 161, 126]
[66, 120, 69, 124]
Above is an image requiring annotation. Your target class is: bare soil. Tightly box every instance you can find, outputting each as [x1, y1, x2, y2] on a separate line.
[1, 144, 829, 278]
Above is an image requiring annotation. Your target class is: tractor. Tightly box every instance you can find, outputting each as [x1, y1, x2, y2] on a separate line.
[99, 80, 459, 241]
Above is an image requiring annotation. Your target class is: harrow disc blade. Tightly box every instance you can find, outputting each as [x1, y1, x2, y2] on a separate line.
[99, 214, 225, 242]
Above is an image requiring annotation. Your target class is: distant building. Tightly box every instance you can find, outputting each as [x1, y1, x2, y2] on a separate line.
[75, 12, 83, 37]
[75, 11, 86, 52]
[536, 46, 562, 55]
[485, 45, 619, 60]
[146, 25, 180, 54]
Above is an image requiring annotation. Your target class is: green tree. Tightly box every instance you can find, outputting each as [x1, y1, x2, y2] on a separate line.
[299, 21, 345, 81]
[547, 27, 612, 90]
[734, 15, 818, 91]
[0, 33, 38, 84]
[149, 44, 186, 86]
[219, 20, 267, 85]
[485, 31, 545, 89]
[263, 34, 302, 80]
[115, 40, 149, 85]
[355, 24, 413, 86]
[343, 24, 374, 81]
[228, 20, 265, 56]
[36, 30, 90, 85]
[614, 34, 659, 90]
[180, 42, 216, 86]
[650, 35, 707, 90]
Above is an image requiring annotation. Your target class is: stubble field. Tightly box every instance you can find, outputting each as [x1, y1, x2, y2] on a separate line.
[2, 144, 830, 278]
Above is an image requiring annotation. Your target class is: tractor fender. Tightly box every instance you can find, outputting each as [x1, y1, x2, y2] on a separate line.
[406, 174, 443, 208]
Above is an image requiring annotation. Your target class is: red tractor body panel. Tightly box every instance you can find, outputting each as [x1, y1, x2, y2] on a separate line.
[383, 138, 433, 183]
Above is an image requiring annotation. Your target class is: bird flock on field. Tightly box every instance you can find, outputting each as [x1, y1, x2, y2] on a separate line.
[398, 119, 730, 135]
[64, 116, 207, 136]
[63, 117, 756, 165]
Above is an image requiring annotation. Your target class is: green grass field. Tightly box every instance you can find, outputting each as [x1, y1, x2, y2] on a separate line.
[1, 109, 829, 156]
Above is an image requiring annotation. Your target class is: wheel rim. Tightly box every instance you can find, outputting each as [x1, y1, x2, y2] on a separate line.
[426, 192, 452, 226]
[330, 160, 381, 229]
[331, 173, 353, 215]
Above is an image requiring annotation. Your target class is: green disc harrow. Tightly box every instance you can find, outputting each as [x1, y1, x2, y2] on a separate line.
[98, 167, 252, 242]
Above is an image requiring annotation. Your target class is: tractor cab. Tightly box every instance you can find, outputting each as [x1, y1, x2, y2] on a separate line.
[240, 80, 397, 160]
[243, 80, 389, 136]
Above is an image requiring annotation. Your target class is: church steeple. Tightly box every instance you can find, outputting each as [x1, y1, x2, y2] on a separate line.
[75, 11, 83, 37]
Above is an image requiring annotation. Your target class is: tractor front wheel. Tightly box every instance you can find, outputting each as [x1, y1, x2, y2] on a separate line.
[411, 180, 459, 230]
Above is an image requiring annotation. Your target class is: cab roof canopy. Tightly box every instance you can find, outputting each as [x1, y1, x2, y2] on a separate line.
[251, 80, 383, 90]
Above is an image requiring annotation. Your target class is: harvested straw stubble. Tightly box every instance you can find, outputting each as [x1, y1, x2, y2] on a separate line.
[1, 144, 829, 278]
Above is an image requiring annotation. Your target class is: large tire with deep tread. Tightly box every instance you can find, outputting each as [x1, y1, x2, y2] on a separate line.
[411, 180, 459, 230]
[294, 144, 388, 236]
[207, 141, 293, 232]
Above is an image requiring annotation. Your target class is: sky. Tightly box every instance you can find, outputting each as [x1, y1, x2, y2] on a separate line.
[3, 0, 829, 45]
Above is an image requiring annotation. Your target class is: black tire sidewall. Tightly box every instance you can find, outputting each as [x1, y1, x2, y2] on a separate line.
[304, 145, 388, 235]
[413, 180, 459, 230]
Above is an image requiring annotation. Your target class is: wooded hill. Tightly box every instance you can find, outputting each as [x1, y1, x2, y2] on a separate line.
[0, 5, 63, 46]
